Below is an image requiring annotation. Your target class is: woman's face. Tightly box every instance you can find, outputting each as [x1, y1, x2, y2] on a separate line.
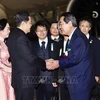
[2, 23, 10, 39]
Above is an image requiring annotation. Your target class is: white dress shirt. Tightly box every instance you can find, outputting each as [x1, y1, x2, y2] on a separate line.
[39, 37, 48, 49]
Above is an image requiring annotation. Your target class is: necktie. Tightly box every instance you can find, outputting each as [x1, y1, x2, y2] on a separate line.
[54, 38, 57, 41]
[41, 41, 45, 52]
[65, 39, 70, 51]
[54, 38, 60, 42]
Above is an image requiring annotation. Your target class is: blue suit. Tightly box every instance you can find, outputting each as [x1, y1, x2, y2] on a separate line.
[59, 28, 95, 100]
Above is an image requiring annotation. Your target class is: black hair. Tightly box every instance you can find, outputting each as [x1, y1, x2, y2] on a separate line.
[0, 18, 7, 30]
[50, 21, 58, 27]
[79, 17, 92, 28]
[35, 20, 48, 31]
[14, 11, 30, 27]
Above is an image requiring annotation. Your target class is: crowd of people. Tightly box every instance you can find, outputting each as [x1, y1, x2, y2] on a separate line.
[0, 11, 100, 100]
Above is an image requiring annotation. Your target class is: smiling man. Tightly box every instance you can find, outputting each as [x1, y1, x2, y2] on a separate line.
[46, 12, 95, 100]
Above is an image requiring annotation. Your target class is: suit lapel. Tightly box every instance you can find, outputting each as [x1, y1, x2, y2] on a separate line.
[89, 36, 94, 44]
[34, 41, 41, 54]
[48, 38, 56, 58]
[69, 28, 79, 48]
[48, 39, 51, 58]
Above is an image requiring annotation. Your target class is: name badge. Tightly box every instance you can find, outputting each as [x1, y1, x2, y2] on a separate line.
[59, 48, 62, 56]
[51, 43, 54, 51]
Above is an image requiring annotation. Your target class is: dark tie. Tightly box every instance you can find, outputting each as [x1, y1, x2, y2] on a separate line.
[41, 41, 45, 52]
[54, 38, 59, 42]
[65, 39, 70, 51]
[54, 38, 57, 41]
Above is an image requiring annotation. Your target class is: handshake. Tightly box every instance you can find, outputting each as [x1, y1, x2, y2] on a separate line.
[45, 59, 59, 70]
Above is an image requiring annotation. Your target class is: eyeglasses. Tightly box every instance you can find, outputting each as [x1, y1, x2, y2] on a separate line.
[36, 30, 47, 33]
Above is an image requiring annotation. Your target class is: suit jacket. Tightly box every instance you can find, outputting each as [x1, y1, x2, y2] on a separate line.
[7, 28, 46, 88]
[49, 36, 65, 83]
[89, 35, 100, 76]
[59, 28, 94, 97]
[33, 38, 60, 59]
[33, 38, 60, 82]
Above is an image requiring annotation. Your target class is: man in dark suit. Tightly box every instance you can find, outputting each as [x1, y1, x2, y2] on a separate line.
[79, 18, 100, 82]
[46, 12, 95, 100]
[7, 11, 46, 100]
[49, 21, 70, 100]
[49, 21, 63, 85]
[33, 21, 60, 100]
[49, 21, 63, 42]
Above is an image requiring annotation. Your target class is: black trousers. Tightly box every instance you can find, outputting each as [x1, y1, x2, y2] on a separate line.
[36, 84, 54, 100]
[14, 88, 34, 100]
[60, 84, 70, 100]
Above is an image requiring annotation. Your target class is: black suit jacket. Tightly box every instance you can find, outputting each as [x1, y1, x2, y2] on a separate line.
[89, 35, 100, 76]
[33, 38, 60, 60]
[7, 28, 46, 88]
[33, 38, 60, 81]
[49, 36, 65, 83]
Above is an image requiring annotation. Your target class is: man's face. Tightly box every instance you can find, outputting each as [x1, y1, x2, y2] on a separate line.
[79, 20, 91, 35]
[50, 23, 59, 36]
[58, 16, 71, 36]
[36, 26, 47, 40]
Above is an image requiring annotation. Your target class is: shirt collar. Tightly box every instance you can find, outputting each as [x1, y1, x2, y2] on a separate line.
[51, 35, 59, 40]
[63, 40, 67, 53]
[68, 27, 77, 40]
[86, 33, 90, 39]
[39, 37, 48, 47]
